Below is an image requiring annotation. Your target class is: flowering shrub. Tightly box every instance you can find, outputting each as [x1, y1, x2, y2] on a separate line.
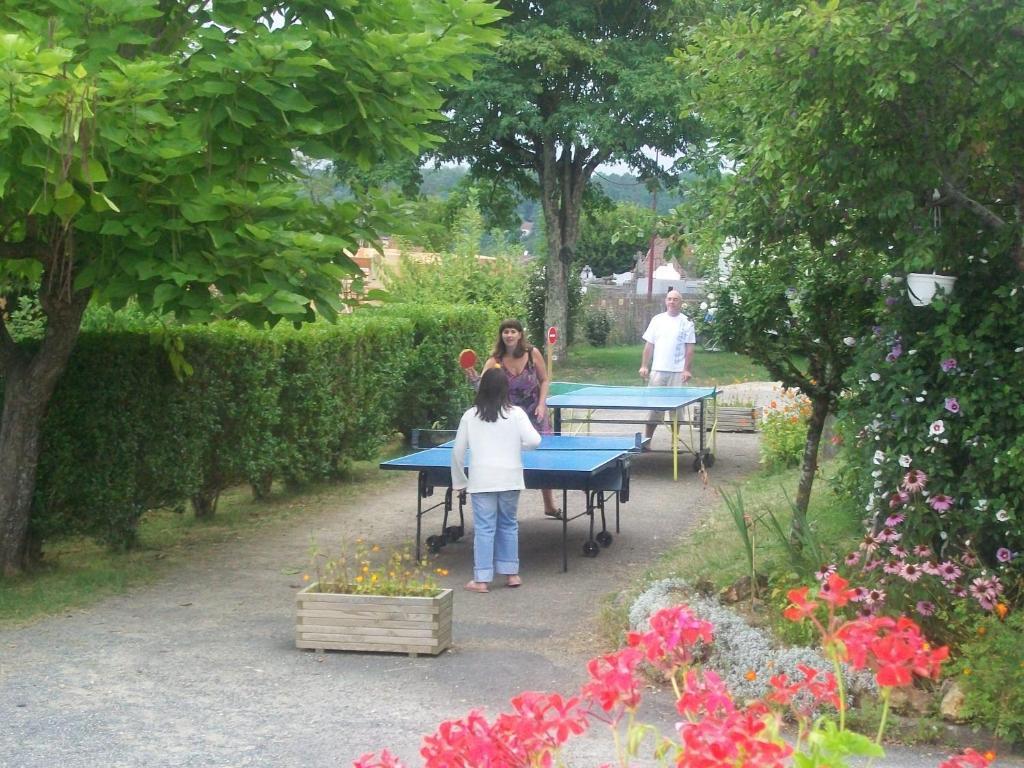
[953, 610, 1024, 745]
[759, 388, 811, 470]
[354, 576, 993, 768]
[837, 264, 1024, 628]
[629, 578, 874, 704]
[305, 538, 447, 597]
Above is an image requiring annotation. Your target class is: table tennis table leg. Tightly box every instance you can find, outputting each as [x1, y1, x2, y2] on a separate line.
[553, 407, 562, 435]
[561, 488, 568, 572]
[672, 411, 679, 481]
[415, 472, 425, 561]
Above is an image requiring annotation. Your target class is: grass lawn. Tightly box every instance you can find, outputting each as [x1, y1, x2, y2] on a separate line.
[553, 343, 773, 387]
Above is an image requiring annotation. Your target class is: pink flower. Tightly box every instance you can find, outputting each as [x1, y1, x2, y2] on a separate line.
[929, 494, 954, 513]
[938, 561, 962, 581]
[996, 547, 1014, 563]
[902, 469, 928, 493]
[844, 551, 862, 567]
[944, 397, 960, 413]
[912, 544, 933, 558]
[929, 419, 946, 436]
[940, 358, 958, 372]
[885, 510, 907, 525]
[916, 601, 936, 616]
[899, 563, 923, 582]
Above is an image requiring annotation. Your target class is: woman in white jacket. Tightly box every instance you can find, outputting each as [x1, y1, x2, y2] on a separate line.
[451, 368, 542, 593]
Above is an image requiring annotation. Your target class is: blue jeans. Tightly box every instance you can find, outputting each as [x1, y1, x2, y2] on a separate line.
[470, 490, 521, 583]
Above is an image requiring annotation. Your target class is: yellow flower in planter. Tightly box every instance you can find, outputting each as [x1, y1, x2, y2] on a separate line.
[306, 537, 444, 597]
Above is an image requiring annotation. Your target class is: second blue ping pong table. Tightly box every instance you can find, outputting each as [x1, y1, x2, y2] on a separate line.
[546, 385, 718, 480]
[379, 433, 647, 572]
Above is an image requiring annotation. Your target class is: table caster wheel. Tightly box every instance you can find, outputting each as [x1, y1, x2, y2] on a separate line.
[444, 525, 464, 542]
[596, 531, 613, 547]
[582, 540, 600, 557]
[426, 535, 445, 553]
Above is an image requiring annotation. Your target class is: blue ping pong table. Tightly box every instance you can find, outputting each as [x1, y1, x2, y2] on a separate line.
[546, 386, 718, 480]
[379, 434, 647, 572]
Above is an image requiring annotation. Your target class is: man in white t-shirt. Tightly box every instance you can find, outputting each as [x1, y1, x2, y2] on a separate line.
[638, 288, 696, 440]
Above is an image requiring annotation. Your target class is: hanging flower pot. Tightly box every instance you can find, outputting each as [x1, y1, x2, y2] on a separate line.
[906, 273, 957, 307]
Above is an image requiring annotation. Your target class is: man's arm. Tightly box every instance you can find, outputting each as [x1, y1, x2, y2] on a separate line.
[682, 342, 695, 382]
[639, 341, 655, 379]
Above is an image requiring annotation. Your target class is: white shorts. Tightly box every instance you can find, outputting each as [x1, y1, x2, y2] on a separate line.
[647, 370, 685, 424]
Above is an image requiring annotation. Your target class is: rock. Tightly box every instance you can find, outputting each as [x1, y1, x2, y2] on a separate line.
[719, 574, 768, 603]
[888, 686, 933, 716]
[940, 681, 967, 722]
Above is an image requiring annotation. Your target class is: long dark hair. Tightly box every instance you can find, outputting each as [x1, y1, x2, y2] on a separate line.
[474, 368, 510, 422]
[490, 318, 531, 362]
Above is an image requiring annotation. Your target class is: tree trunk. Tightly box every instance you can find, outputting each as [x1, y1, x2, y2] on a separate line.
[537, 143, 606, 360]
[0, 284, 89, 577]
[790, 395, 830, 548]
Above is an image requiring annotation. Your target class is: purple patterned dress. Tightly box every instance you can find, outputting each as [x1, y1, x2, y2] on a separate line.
[501, 353, 552, 435]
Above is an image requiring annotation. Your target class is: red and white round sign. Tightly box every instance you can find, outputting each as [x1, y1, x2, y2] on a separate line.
[546, 326, 558, 345]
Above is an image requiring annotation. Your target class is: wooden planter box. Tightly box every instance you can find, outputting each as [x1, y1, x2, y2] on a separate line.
[295, 585, 453, 656]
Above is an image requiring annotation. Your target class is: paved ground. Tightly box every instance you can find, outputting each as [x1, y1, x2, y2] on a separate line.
[1, 406, 1020, 767]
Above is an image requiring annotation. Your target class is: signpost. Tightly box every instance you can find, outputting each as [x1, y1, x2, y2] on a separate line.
[546, 326, 558, 376]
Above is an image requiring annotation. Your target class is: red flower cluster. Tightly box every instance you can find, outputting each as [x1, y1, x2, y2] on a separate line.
[940, 748, 996, 768]
[355, 599, 980, 768]
[767, 663, 840, 716]
[837, 615, 949, 687]
[627, 604, 714, 673]
[783, 572, 950, 689]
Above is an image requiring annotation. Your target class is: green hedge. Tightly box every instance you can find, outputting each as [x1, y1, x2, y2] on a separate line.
[17, 304, 488, 552]
[374, 303, 496, 437]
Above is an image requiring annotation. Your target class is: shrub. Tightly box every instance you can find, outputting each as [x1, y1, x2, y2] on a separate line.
[954, 610, 1024, 744]
[582, 306, 612, 346]
[759, 389, 811, 471]
[836, 260, 1024, 622]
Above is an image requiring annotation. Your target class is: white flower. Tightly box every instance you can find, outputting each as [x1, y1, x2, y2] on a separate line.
[899, 454, 912, 467]
[872, 450, 886, 465]
[700, 301, 708, 311]
[843, 337, 857, 347]
[996, 509, 1010, 522]
[974, 499, 989, 511]
[908, 349, 918, 355]
[871, 469, 883, 478]
[929, 420, 945, 436]
[870, 372, 881, 382]
[915, 396, 924, 403]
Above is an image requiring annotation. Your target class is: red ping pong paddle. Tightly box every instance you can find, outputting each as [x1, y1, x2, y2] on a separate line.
[458, 348, 478, 369]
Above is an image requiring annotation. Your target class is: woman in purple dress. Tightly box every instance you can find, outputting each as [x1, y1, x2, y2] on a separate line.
[469, 319, 559, 517]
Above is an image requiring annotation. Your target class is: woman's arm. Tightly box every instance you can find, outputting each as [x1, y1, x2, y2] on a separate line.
[531, 347, 549, 420]
[450, 413, 470, 490]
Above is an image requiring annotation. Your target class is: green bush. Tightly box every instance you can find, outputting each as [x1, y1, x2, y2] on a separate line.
[23, 307, 470, 552]
[270, 316, 411, 487]
[582, 307, 612, 347]
[837, 259, 1024, 601]
[759, 392, 810, 471]
[953, 611, 1024, 744]
[372, 303, 494, 437]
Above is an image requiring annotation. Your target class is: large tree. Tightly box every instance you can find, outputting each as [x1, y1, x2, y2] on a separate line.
[680, 0, 1024, 528]
[437, 0, 703, 356]
[0, 0, 502, 576]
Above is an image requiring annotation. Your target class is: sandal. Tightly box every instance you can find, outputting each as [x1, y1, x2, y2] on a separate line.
[506, 575, 522, 588]
[464, 580, 489, 593]
[544, 508, 562, 519]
